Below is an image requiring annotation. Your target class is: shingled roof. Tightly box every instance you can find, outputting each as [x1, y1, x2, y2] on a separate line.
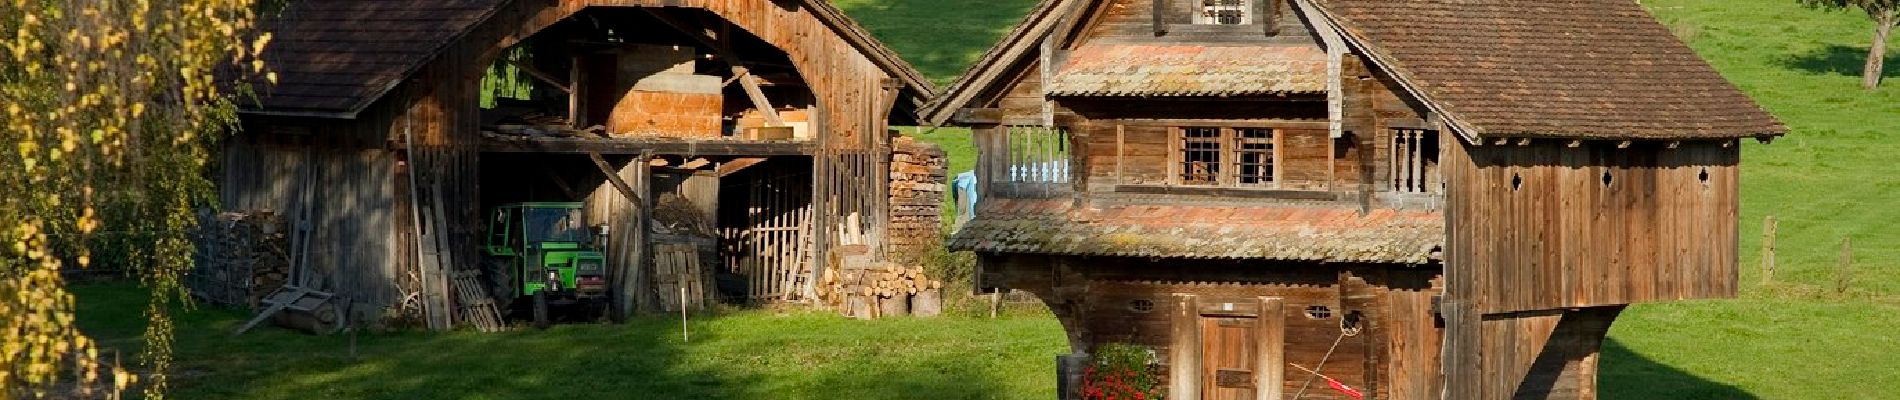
[247, 0, 502, 118]
[246, 0, 933, 119]
[1305, 0, 1787, 140]
[1047, 45, 1327, 97]
[949, 199, 1443, 264]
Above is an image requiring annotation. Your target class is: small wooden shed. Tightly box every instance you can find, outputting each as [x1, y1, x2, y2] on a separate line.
[924, 0, 1786, 399]
[218, 0, 939, 329]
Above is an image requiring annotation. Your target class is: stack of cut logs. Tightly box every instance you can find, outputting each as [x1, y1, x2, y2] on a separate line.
[817, 262, 944, 318]
[887, 137, 947, 265]
[189, 211, 291, 310]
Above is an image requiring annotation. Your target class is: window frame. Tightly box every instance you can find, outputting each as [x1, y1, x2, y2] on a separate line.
[1168, 126, 1283, 189]
[1194, 0, 1253, 25]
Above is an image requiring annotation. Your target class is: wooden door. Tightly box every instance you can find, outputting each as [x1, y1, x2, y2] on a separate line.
[1202, 316, 1257, 400]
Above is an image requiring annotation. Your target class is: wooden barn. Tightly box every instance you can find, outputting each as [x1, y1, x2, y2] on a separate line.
[215, 0, 940, 330]
[923, 0, 1787, 399]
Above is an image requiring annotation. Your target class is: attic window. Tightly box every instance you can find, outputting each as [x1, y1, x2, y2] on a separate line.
[1197, 0, 1251, 25]
[1305, 305, 1333, 319]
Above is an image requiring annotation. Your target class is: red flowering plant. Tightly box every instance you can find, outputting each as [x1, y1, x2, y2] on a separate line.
[1080, 343, 1166, 400]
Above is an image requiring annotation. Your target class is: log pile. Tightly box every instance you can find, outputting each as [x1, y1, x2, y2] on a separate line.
[816, 262, 944, 319]
[189, 211, 291, 310]
[887, 137, 947, 265]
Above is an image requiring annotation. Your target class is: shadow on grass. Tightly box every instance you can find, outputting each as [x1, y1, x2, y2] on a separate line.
[72, 281, 1027, 400]
[1779, 44, 1900, 78]
[1599, 338, 1756, 400]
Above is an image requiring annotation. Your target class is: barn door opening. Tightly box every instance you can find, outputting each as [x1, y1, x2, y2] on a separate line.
[717, 157, 813, 304]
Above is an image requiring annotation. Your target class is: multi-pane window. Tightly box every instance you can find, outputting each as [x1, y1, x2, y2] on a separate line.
[1174, 127, 1280, 187]
[1178, 127, 1223, 185]
[1197, 0, 1251, 25]
[1234, 128, 1276, 187]
[1391, 128, 1440, 193]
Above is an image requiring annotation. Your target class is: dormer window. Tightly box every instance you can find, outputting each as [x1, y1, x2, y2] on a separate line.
[1197, 0, 1251, 25]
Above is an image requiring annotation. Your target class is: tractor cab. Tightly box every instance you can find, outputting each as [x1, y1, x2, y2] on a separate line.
[481, 202, 609, 327]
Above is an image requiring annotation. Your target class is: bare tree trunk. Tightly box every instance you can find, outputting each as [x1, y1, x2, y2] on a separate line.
[1865, 11, 1895, 90]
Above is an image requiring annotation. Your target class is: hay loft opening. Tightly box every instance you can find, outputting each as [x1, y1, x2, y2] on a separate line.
[478, 8, 816, 141]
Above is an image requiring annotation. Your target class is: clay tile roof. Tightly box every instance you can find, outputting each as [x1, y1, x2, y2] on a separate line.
[1046, 45, 1328, 97]
[948, 199, 1444, 264]
[1308, 0, 1787, 140]
[246, 0, 505, 118]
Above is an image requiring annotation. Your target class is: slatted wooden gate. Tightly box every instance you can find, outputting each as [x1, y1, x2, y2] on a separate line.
[721, 166, 812, 302]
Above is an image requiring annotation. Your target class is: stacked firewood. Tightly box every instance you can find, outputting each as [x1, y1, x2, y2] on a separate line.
[189, 211, 291, 310]
[816, 262, 945, 318]
[887, 137, 947, 265]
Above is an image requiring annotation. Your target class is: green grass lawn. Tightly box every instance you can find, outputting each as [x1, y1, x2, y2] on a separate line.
[73, 282, 1067, 400]
[67, 0, 1900, 398]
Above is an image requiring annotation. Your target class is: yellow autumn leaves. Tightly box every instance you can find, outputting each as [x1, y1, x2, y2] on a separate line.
[2, 0, 268, 398]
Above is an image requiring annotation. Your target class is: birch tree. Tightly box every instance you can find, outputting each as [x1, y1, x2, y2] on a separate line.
[1, 1, 272, 398]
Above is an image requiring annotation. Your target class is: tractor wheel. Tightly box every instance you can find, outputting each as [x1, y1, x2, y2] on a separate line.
[481, 258, 515, 311]
[532, 290, 550, 330]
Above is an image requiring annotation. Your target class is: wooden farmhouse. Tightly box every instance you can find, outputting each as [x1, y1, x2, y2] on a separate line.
[924, 0, 1787, 399]
[213, 0, 941, 330]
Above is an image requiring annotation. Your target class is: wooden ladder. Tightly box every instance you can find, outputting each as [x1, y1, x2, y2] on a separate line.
[450, 269, 505, 332]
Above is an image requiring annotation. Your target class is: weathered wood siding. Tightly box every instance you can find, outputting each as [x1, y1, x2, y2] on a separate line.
[1443, 140, 1740, 314]
[223, 114, 408, 320]
[983, 254, 1445, 400]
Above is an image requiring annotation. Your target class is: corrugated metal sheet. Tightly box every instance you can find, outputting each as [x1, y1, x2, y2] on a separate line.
[1045, 44, 1327, 97]
[949, 199, 1442, 263]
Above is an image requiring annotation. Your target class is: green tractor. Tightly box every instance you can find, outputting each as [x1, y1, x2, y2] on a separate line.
[481, 202, 610, 328]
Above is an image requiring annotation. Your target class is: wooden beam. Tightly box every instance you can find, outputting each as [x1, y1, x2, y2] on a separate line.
[716, 157, 770, 177]
[1152, 0, 1168, 35]
[589, 152, 646, 205]
[482, 136, 813, 156]
[542, 168, 581, 200]
[1253, 297, 1285, 400]
[952, 108, 1004, 125]
[508, 59, 571, 93]
[1170, 294, 1203, 400]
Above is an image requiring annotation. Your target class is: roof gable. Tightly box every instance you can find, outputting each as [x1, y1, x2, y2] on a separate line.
[245, 0, 934, 119]
[1306, 0, 1787, 140]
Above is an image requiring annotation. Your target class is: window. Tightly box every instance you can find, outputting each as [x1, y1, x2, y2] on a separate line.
[1197, 0, 1251, 25]
[1391, 128, 1440, 193]
[1178, 127, 1223, 185]
[1173, 126, 1281, 188]
[1234, 128, 1276, 186]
